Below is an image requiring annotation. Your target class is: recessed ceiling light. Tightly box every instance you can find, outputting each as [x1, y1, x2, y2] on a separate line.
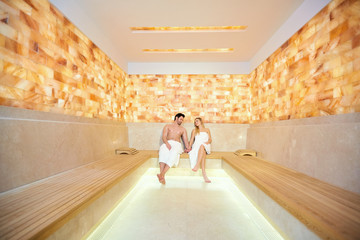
[143, 48, 234, 53]
[131, 26, 247, 33]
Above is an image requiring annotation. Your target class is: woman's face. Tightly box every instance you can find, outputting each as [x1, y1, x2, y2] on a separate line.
[194, 119, 201, 127]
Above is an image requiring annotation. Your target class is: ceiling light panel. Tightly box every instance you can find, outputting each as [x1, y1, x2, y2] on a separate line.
[143, 48, 234, 53]
[131, 26, 247, 33]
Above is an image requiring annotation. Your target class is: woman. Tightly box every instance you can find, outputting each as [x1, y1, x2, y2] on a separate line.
[188, 117, 212, 183]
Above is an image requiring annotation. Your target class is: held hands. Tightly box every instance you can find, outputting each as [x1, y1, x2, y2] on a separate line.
[184, 147, 192, 153]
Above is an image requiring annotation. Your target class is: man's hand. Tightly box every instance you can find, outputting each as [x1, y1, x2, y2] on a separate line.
[166, 142, 171, 150]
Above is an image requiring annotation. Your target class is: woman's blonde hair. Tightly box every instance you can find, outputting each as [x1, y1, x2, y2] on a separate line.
[194, 117, 204, 136]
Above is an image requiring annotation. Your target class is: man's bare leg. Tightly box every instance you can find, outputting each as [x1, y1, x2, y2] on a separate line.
[158, 164, 170, 184]
[157, 162, 167, 183]
[192, 145, 205, 172]
[159, 162, 166, 174]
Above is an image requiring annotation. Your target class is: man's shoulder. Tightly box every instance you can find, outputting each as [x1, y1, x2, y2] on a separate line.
[180, 125, 187, 132]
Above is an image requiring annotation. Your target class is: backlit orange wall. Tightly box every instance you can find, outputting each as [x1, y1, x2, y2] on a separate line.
[0, 0, 126, 120]
[249, 0, 360, 123]
[125, 74, 250, 123]
[0, 0, 359, 123]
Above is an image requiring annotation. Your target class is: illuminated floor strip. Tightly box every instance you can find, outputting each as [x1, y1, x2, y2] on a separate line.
[87, 168, 283, 240]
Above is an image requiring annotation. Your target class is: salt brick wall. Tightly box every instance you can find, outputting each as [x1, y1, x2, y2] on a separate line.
[249, 0, 360, 123]
[125, 74, 250, 123]
[0, 0, 127, 120]
[0, 0, 359, 124]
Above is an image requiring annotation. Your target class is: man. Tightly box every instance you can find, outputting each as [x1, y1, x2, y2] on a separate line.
[157, 113, 190, 184]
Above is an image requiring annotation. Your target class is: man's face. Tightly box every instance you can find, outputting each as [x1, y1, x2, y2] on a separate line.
[176, 116, 184, 125]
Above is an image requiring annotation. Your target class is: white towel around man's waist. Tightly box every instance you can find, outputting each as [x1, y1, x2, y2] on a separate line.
[159, 140, 184, 168]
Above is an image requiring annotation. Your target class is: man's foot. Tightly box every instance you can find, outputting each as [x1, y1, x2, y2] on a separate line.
[161, 177, 166, 184]
[157, 174, 166, 184]
[157, 174, 162, 183]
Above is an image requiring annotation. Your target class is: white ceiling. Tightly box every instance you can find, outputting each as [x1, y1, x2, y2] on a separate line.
[50, 0, 330, 74]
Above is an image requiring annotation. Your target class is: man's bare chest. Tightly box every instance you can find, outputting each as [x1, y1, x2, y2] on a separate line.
[168, 127, 182, 136]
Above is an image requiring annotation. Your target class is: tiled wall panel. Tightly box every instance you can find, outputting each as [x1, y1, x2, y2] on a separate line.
[125, 74, 250, 123]
[0, 0, 126, 120]
[249, 0, 360, 122]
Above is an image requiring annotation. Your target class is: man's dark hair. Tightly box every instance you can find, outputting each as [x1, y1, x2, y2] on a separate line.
[174, 113, 185, 120]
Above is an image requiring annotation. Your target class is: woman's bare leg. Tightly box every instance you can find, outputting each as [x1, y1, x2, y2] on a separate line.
[201, 155, 211, 183]
[192, 145, 205, 172]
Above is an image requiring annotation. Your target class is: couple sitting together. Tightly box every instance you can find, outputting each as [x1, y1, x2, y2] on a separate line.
[157, 113, 212, 184]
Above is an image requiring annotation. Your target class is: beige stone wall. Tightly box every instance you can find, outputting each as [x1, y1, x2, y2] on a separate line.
[127, 122, 249, 151]
[0, 106, 128, 192]
[247, 112, 360, 194]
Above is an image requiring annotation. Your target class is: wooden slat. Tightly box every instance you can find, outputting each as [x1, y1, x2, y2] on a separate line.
[0, 158, 132, 221]
[0, 151, 153, 240]
[221, 153, 360, 240]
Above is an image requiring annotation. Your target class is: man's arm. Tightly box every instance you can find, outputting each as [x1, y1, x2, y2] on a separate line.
[182, 128, 190, 152]
[189, 129, 195, 147]
[162, 125, 171, 150]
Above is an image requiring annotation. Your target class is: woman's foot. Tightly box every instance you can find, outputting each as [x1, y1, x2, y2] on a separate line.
[192, 165, 199, 172]
[202, 173, 211, 183]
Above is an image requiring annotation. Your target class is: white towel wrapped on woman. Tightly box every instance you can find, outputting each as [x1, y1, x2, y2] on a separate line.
[188, 132, 211, 169]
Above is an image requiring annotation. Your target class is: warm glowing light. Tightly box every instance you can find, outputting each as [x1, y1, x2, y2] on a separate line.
[143, 48, 234, 53]
[131, 26, 247, 33]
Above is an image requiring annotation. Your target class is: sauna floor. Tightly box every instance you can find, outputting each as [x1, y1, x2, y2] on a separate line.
[87, 169, 283, 240]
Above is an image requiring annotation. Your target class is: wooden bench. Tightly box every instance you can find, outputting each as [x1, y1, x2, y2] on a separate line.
[1, 150, 359, 240]
[220, 152, 360, 240]
[0, 151, 154, 240]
